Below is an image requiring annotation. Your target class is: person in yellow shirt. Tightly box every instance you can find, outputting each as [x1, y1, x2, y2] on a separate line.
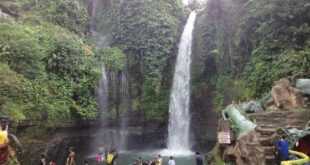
[0, 122, 8, 146]
[106, 149, 118, 165]
[155, 155, 162, 165]
[0, 121, 9, 164]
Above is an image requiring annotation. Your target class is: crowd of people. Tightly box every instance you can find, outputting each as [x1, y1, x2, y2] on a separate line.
[34, 130, 308, 165]
[40, 146, 118, 165]
[95, 146, 118, 165]
[39, 148, 205, 165]
[131, 152, 204, 165]
[131, 154, 162, 165]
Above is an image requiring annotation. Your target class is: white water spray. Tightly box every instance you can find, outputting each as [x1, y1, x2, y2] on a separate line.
[98, 66, 108, 114]
[163, 11, 197, 155]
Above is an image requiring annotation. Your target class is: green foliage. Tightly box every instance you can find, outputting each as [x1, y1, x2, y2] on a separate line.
[142, 78, 169, 120]
[0, 63, 28, 121]
[198, 0, 310, 108]
[0, 22, 100, 122]
[244, 46, 310, 97]
[1, 0, 184, 122]
[213, 75, 253, 111]
[110, 0, 183, 119]
[96, 47, 126, 72]
[46, 37, 93, 80]
[19, 0, 89, 34]
[241, 0, 310, 97]
[113, 0, 182, 76]
[0, 23, 45, 79]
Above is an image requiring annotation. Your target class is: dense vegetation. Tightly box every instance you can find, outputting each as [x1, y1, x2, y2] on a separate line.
[1, 0, 309, 124]
[0, 0, 185, 124]
[193, 0, 310, 111]
[93, 0, 184, 120]
[0, 0, 101, 124]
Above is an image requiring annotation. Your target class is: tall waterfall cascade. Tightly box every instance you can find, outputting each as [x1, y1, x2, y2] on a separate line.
[97, 66, 108, 113]
[164, 11, 197, 155]
[90, 0, 129, 152]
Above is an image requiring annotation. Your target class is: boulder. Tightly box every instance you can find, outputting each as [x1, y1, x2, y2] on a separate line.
[271, 79, 304, 110]
[240, 101, 263, 113]
[0, 9, 10, 19]
[296, 79, 310, 95]
[0, 3, 19, 18]
[223, 131, 265, 165]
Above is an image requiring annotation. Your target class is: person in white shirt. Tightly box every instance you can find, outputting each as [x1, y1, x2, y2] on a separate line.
[168, 156, 176, 165]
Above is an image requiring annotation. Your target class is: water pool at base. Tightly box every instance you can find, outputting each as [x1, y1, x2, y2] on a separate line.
[87, 150, 197, 165]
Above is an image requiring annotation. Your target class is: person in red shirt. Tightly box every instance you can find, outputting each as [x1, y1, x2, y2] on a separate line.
[49, 160, 56, 165]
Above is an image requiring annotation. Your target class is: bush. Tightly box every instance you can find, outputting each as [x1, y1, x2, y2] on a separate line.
[19, 0, 89, 34]
[0, 23, 45, 79]
[0, 22, 101, 122]
[96, 47, 126, 72]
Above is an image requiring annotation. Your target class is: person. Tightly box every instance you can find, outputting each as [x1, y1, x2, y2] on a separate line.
[40, 154, 47, 165]
[275, 136, 289, 164]
[84, 160, 89, 165]
[132, 160, 138, 165]
[96, 152, 104, 163]
[168, 156, 176, 165]
[0, 121, 8, 146]
[49, 160, 56, 165]
[0, 120, 9, 164]
[66, 147, 76, 165]
[195, 152, 203, 165]
[106, 149, 118, 165]
[155, 155, 162, 165]
[142, 160, 149, 165]
[137, 157, 143, 165]
[150, 159, 156, 165]
[98, 144, 106, 159]
[112, 150, 118, 165]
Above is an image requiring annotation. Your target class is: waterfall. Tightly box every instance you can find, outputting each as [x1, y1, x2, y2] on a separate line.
[89, 0, 131, 152]
[88, 0, 98, 35]
[98, 66, 108, 113]
[91, 0, 108, 115]
[119, 71, 130, 150]
[165, 11, 197, 155]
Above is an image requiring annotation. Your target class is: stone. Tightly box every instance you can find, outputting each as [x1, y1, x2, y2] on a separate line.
[0, 9, 10, 19]
[296, 79, 310, 95]
[271, 78, 304, 110]
[223, 131, 266, 165]
[240, 101, 263, 113]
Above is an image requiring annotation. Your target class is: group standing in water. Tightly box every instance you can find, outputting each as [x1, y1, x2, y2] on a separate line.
[95, 146, 118, 165]
[40, 145, 118, 165]
[39, 146, 205, 165]
[132, 155, 162, 165]
[132, 152, 204, 165]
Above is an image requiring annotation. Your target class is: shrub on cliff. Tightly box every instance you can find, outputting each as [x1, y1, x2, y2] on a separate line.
[0, 22, 100, 123]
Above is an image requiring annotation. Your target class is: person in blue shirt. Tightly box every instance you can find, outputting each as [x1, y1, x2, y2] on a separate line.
[195, 152, 203, 165]
[275, 136, 289, 164]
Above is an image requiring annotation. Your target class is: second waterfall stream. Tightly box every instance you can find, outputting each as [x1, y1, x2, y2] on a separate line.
[164, 11, 197, 155]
